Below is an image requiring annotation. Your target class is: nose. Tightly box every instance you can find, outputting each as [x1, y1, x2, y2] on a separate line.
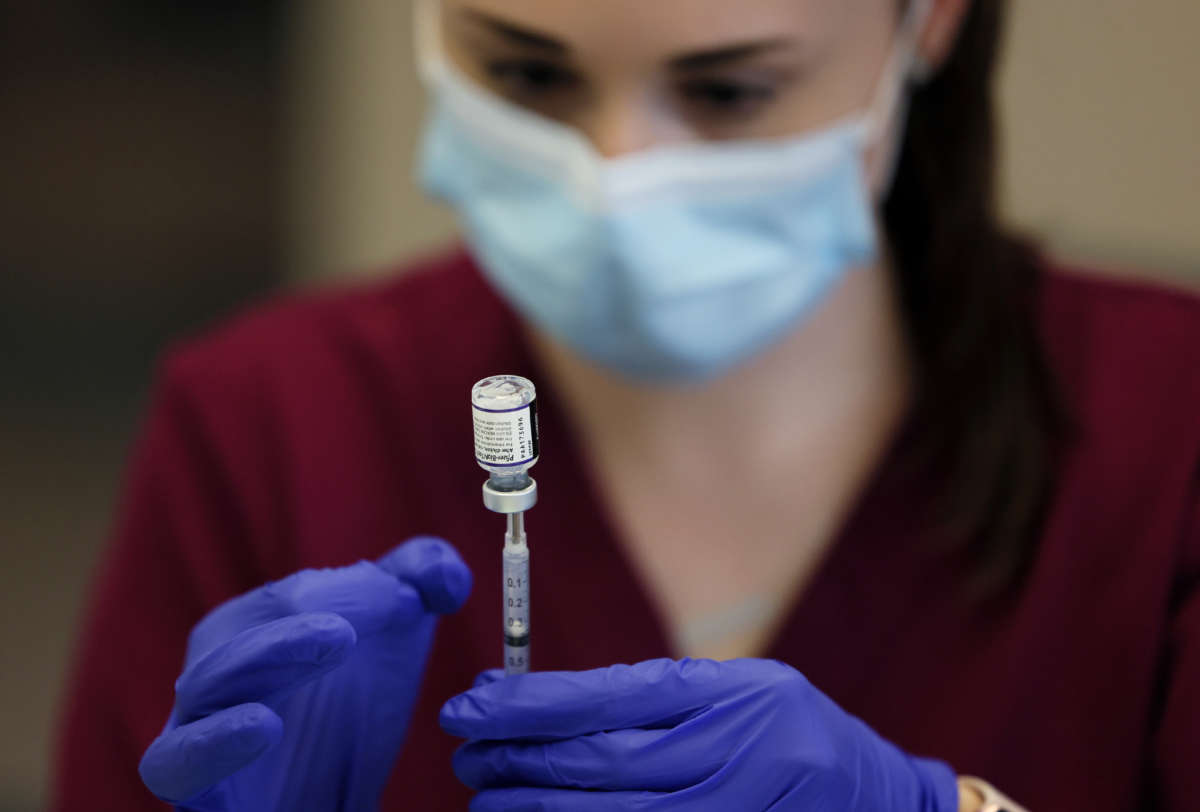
[581, 93, 676, 159]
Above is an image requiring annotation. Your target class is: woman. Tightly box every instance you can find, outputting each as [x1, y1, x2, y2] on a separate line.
[53, 0, 1200, 809]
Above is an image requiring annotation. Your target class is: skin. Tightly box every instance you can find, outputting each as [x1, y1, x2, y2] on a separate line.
[440, 1, 979, 808]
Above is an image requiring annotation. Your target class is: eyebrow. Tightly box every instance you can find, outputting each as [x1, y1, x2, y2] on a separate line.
[669, 39, 795, 71]
[460, 9, 568, 54]
[460, 8, 795, 69]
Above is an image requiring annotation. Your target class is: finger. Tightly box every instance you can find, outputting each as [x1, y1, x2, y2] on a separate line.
[139, 702, 282, 804]
[190, 560, 424, 659]
[441, 658, 730, 740]
[175, 612, 354, 722]
[270, 561, 426, 635]
[473, 669, 505, 689]
[376, 536, 473, 614]
[453, 725, 729, 792]
[469, 788, 673, 812]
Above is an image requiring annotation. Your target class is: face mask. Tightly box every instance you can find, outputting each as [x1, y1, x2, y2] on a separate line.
[415, 0, 930, 382]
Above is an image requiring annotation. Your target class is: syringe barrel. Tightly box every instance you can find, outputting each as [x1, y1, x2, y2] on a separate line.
[502, 543, 530, 675]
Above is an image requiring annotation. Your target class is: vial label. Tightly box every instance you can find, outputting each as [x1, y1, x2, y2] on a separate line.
[473, 400, 539, 467]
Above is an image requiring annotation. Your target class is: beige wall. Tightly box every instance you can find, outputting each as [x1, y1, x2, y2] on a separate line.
[286, 0, 453, 280]
[286, 0, 1200, 283]
[999, 1, 1200, 277]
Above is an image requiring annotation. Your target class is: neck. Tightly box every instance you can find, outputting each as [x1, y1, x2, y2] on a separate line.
[527, 259, 913, 480]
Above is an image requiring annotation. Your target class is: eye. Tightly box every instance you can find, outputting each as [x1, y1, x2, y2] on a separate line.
[484, 59, 580, 98]
[679, 78, 777, 117]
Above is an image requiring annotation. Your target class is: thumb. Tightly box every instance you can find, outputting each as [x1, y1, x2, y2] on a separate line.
[376, 536, 473, 615]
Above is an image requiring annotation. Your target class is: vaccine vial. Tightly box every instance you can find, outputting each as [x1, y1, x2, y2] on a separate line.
[471, 375, 539, 492]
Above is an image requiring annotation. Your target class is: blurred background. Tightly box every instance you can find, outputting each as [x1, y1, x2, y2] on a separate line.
[1, 1, 1197, 809]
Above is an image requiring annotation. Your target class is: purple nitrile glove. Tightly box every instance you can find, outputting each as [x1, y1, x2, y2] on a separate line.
[442, 657, 960, 811]
[139, 536, 472, 811]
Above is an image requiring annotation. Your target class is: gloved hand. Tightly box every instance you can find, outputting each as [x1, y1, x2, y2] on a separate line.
[442, 657, 960, 811]
[139, 536, 472, 811]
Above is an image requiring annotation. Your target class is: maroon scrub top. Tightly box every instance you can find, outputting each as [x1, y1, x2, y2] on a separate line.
[51, 250, 1200, 811]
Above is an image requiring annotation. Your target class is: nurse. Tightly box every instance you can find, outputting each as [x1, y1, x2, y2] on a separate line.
[53, 0, 1200, 810]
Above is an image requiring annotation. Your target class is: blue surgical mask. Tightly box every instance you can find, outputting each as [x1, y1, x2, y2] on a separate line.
[415, 1, 929, 382]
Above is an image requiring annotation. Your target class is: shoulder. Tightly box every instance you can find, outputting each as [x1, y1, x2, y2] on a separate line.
[164, 247, 496, 381]
[1040, 266, 1200, 353]
[138, 247, 523, 570]
[1037, 265, 1200, 506]
[157, 247, 511, 408]
[1038, 266, 1200, 414]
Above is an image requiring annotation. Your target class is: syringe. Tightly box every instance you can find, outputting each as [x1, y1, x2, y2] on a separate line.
[471, 375, 539, 676]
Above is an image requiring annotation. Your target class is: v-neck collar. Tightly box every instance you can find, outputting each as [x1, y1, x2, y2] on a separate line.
[488, 261, 935, 678]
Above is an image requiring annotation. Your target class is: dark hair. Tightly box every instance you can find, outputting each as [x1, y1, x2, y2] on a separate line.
[884, 0, 1068, 597]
